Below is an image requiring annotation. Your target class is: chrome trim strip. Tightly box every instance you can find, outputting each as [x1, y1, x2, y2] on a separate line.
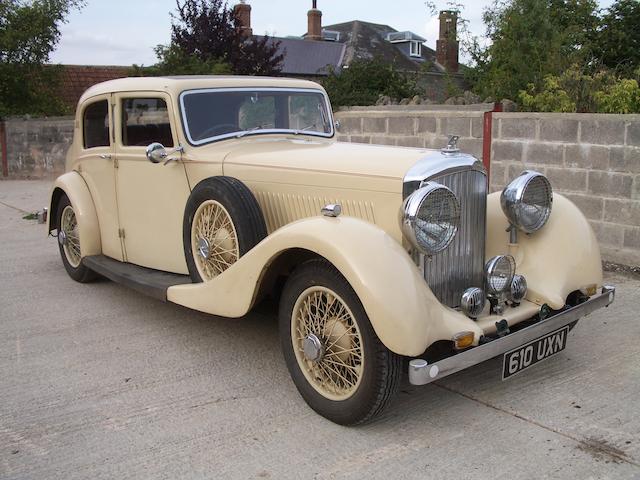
[408, 286, 616, 385]
[403, 151, 486, 198]
[178, 87, 335, 146]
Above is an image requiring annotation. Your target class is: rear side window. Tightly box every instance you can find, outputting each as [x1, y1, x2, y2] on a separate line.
[83, 100, 110, 149]
[121, 98, 173, 147]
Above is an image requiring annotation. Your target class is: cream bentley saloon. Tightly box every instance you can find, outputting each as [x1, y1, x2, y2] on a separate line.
[49, 76, 614, 425]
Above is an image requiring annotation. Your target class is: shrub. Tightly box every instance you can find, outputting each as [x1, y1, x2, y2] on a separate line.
[322, 59, 419, 108]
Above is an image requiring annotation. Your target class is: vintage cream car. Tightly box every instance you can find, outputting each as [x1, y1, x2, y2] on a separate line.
[49, 76, 614, 425]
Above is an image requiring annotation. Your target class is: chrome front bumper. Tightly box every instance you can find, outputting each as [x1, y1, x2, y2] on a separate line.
[409, 285, 616, 385]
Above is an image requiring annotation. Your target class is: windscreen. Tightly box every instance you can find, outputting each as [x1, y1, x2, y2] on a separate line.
[180, 88, 333, 145]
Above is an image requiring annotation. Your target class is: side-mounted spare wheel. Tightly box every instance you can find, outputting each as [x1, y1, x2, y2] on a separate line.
[279, 259, 402, 425]
[183, 177, 267, 282]
[56, 194, 98, 283]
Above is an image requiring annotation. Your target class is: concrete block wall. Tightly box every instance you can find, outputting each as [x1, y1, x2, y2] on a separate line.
[3, 109, 638, 266]
[3, 116, 74, 178]
[335, 109, 486, 160]
[336, 108, 640, 266]
[491, 113, 640, 266]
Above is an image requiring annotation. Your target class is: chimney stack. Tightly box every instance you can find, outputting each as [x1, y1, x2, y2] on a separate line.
[234, 1, 252, 38]
[307, 0, 322, 41]
[436, 10, 459, 73]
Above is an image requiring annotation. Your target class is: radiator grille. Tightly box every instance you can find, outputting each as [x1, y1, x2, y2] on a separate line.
[417, 170, 487, 307]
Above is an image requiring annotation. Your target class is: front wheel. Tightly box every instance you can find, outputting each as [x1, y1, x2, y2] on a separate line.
[279, 259, 402, 425]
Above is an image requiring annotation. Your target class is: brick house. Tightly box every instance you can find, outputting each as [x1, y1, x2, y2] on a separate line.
[52, 1, 466, 109]
[235, 1, 467, 98]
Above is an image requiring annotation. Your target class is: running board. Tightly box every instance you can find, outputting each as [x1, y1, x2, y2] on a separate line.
[82, 255, 192, 302]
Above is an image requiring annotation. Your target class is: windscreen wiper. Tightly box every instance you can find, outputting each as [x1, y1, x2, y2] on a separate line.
[236, 125, 264, 138]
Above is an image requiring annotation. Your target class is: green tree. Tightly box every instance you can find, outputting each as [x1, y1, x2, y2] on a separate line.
[322, 59, 419, 108]
[133, 44, 231, 76]
[158, 0, 283, 76]
[518, 65, 640, 113]
[0, 0, 84, 117]
[470, 0, 599, 101]
[593, 0, 640, 76]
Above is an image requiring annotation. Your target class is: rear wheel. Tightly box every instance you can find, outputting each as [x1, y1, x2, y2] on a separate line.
[56, 195, 97, 283]
[279, 259, 402, 425]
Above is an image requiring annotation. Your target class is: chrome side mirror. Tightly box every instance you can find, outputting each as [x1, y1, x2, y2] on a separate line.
[146, 142, 166, 163]
[146, 143, 184, 165]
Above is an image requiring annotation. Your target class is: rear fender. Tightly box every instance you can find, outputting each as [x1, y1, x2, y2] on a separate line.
[49, 172, 101, 257]
[168, 216, 482, 356]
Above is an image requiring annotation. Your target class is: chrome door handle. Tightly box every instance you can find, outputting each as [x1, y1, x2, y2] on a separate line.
[99, 154, 112, 160]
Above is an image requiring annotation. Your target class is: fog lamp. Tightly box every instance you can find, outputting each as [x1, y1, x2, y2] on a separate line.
[461, 287, 486, 318]
[485, 255, 516, 295]
[509, 274, 527, 302]
[453, 331, 475, 350]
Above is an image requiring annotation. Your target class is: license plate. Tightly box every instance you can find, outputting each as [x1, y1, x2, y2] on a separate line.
[502, 326, 569, 380]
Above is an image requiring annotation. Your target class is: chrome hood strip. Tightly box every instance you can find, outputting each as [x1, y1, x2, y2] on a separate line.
[403, 151, 486, 199]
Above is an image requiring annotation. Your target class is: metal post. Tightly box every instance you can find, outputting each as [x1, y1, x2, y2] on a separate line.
[482, 102, 502, 181]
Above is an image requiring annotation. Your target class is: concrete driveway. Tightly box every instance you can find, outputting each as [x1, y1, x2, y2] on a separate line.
[1, 180, 639, 480]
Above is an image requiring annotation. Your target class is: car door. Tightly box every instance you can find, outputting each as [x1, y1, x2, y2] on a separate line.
[75, 95, 124, 261]
[114, 91, 191, 274]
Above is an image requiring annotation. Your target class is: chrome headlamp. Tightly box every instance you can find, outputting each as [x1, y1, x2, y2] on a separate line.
[501, 171, 553, 234]
[485, 255, 515, 295]
[402, 182, 460, 255]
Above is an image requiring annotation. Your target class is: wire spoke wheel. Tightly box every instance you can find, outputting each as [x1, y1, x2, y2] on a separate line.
[60, 205, 81, 268]
[291, 286, 364, 401]
[191, 200, 239, 281]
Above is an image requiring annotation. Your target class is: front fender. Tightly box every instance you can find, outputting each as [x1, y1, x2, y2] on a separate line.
[49, 172, 101, 257]
[168, 216, 482, 356]
[486, 192, 603, 309]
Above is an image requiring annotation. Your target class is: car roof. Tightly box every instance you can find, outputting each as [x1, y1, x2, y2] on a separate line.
[79, 75, 325, 104]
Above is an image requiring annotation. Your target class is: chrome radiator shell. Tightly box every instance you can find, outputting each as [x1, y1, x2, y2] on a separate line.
[404, 153, 487, 308]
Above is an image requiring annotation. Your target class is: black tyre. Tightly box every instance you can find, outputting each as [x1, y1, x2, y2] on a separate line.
[183, 177, 267, 282]
[279, 259, 402, 425]
[56, 195, 97, 283]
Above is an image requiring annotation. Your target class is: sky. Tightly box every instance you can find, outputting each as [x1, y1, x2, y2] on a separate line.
[50, 0, 615, 67]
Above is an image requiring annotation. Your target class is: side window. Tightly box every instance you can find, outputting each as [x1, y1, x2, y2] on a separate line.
[83, 100, 110, 149]
[121, 98, 173, 147]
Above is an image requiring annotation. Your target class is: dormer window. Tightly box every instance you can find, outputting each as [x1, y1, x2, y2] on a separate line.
[410, 41, 422, 57]
[322, 29, 341, 42]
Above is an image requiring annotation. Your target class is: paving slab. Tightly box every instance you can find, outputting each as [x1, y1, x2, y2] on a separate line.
[1, 180, 639, 479]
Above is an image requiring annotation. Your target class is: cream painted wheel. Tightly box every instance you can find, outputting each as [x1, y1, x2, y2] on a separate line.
[191, 200, 240, 281]
[60, 205, 81, 268]
[279, 259, 401, 425]
[291, 286, 364, 401]
[55, 194, 96, 283]
[183, 177, 266, 283]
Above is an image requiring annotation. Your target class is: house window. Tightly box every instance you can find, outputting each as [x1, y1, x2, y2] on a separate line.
[410, 41, 422, 58]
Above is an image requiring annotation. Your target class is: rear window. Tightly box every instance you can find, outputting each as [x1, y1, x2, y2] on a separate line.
[83, 100, 109, 149]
